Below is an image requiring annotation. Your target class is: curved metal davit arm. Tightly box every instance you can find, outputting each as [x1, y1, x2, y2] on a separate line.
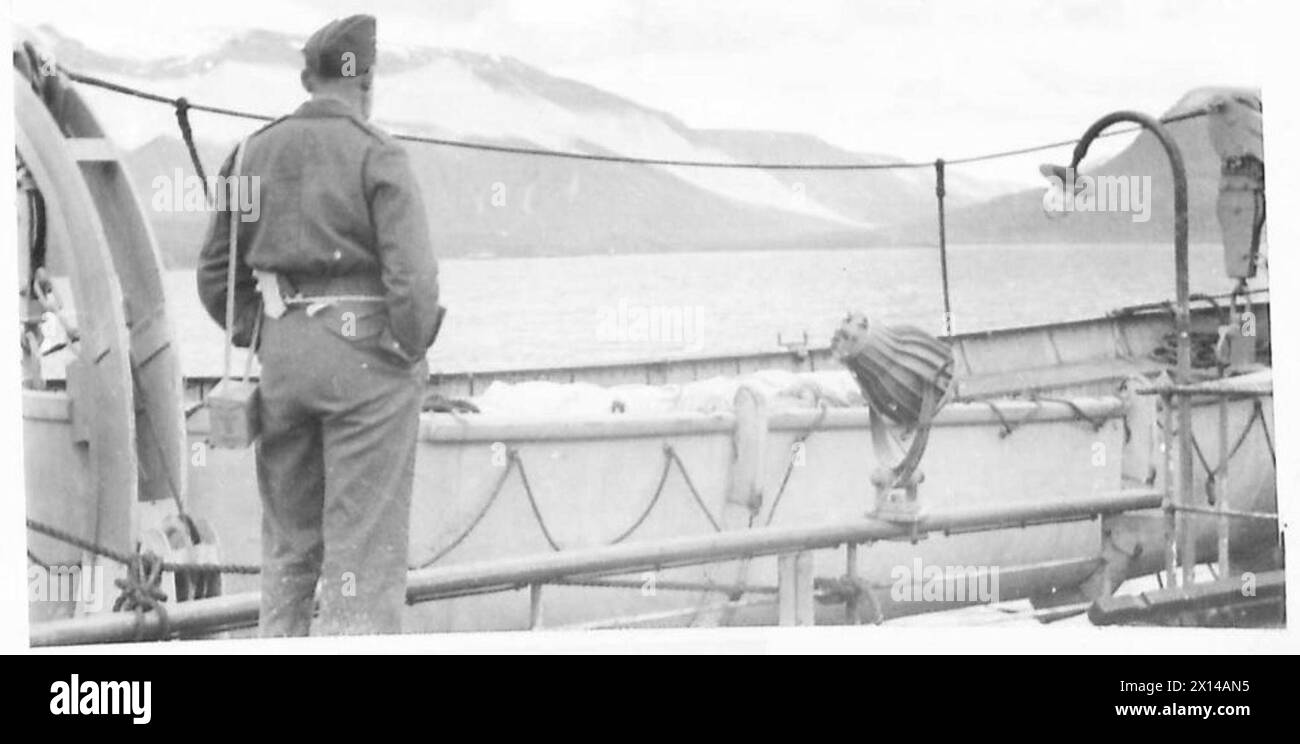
[1068, 110, 1190, 363]
[1066, 110, 1195, 582]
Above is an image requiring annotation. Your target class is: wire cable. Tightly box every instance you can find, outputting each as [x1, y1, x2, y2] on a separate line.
[61, 67, 1212, 171]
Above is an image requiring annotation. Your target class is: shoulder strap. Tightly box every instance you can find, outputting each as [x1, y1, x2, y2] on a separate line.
[221, 137, 251, 382]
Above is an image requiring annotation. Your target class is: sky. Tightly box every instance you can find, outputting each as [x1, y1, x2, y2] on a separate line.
[7, 0, 1270, 177]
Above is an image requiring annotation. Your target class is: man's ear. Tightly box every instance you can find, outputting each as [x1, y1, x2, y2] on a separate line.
[300, 69, 314, 93]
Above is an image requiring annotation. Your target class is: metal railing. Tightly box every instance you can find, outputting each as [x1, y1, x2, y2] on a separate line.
[30, 488, 1163, 646]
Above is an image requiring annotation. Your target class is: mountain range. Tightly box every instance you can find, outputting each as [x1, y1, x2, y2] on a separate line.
[27, 25, 1253, 266]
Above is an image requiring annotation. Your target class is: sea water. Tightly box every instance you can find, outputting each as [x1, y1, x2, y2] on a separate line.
[158, 242, 1248, 377]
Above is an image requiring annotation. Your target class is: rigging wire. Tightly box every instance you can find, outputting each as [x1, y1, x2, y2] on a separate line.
[60, 67, 1211, 172]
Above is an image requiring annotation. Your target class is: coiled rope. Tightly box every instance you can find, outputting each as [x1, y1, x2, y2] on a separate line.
[111, 552, 170, 641]
[26, 517, 258, 639]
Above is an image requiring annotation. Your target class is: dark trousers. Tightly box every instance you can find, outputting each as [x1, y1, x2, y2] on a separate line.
[254, 303, 426, 636]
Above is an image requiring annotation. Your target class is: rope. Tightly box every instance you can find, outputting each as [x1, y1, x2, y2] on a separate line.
[513, 444, 723, 550]
[56, 64, 1218, 382]
[1258, 400, 1276, 464]
[765, 404, 829, 527]
[662, 445, 724, 533]
[1186, 399, 1268, 505]
[513, 450, 565, 552]
[173, 97, 209, 199]
[606, 451, 676, 544]
[413, 443, 720, 566]
[220, 138, 249, 383]
[63, 69, 275, 122]
[27, 518, 135, 565]
[935, 159, 953, 335]
[1031, 395, 1106, 431]
[942, 108, 1213, 165]
[29, 442, 695, 576]
[27, 549, 50, 570]
[110, 552, 170, 641]
[60, 67, 1213, 172]
[25, 518, 260, 575]
[980, 399, 1016, 438]
[409, 453, 518, 569]
[975, 395, 1106, 438]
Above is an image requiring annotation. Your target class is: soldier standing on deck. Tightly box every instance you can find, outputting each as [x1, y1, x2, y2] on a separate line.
[196, 15, 441, 636]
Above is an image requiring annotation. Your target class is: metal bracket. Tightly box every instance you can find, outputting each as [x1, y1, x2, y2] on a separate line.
[870, 467, 923, 524]
[867, 407, 927, 531]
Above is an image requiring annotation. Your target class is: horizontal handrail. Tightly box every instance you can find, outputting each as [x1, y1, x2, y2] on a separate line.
[30, 488, 1162, 646]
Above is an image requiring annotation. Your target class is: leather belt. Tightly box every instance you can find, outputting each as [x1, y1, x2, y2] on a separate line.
[283, 272, 386, 298]
[257, 271, 386, 318]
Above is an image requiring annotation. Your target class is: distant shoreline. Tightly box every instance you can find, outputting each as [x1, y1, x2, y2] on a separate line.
[159, 238, 1231, 269]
